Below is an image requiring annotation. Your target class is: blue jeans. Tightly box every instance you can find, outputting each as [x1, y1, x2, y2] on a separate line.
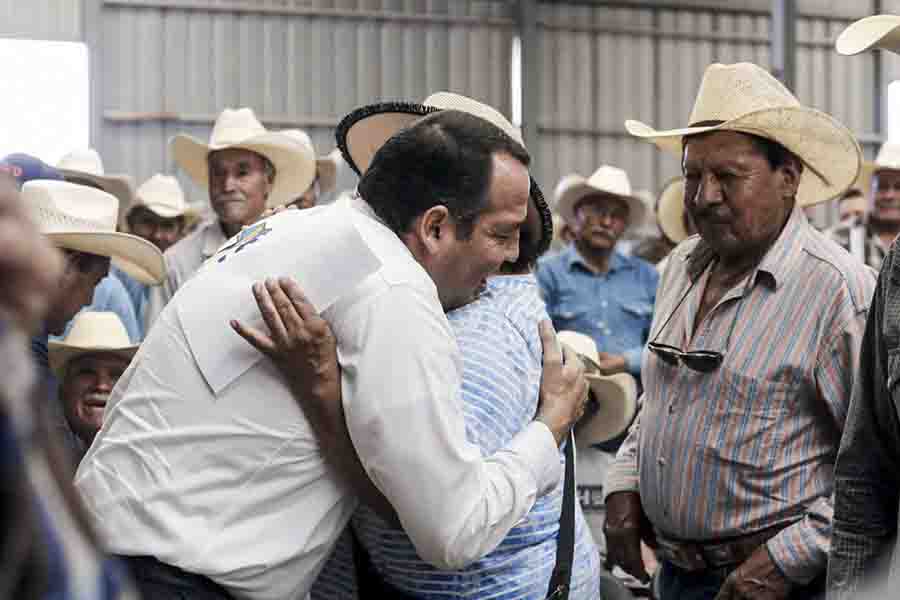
[656, 561, 825, 600]
[119, 555, 235, 599]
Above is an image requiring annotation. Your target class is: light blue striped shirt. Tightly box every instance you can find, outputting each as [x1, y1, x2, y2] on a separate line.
[312, 275, 601, 599]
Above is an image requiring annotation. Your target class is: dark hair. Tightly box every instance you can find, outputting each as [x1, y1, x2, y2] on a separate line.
[62, 249, 110, 275]
[683, 126, 803, 175]
[358, 110, 530, 239]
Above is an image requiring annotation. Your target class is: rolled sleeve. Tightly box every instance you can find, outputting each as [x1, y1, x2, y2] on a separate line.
[766, 496, 831, 584]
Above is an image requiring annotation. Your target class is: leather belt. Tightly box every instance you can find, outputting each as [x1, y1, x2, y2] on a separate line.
[654, 522, 788, 573]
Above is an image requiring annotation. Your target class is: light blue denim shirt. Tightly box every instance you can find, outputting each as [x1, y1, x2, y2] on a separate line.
[536, 244, 658, 375]
[56, 272, 142, 343]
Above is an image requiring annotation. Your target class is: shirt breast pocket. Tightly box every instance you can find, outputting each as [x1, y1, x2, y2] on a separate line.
[622, 301, 654, 322]
[551, 296, 588, 325]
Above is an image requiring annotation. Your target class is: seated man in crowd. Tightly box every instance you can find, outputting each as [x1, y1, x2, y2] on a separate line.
[75, 109, 587, 599]
[49, 311, 138, 450]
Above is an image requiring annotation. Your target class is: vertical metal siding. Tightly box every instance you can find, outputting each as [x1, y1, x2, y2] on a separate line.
[0, 0, 82, 41]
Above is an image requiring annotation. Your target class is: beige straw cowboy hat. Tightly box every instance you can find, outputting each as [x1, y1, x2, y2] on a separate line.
[557, 330, 638, 447]
[836, 14, 900, 55]
[336, 92, 553, 257]
[625, 62, 861, 207]
[857, 142, 900, 197]
[48, 311, 138, 376]
[170, 107, 317, 209]
[279, 129, 343, 195]
[657, 176, 689, 244]
[131, 174, 194, 219]
[24, 180, 165, 285]
[554, 166, 648, 231]
[57, 148, 135, 223]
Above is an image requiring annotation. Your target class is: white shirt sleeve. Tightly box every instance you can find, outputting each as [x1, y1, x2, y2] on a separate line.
[339, 284, 562, 570]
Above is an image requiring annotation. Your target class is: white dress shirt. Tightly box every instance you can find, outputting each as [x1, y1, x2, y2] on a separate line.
[75, 198, 561, 599]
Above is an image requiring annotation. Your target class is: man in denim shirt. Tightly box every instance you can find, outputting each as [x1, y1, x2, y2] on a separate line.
[537, 166, 658, 378]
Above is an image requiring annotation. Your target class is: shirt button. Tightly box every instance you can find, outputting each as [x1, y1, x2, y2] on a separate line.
[657, 456, 666, 465]
[597, 320, 606, 328]
[601, 300, 608, 308]
[668, 404, 675, 414]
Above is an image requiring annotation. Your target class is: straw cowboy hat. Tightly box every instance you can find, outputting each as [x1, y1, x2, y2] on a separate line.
[279, 129, 343, 195]
[657, 176, 689, 244]
[857, 142, 900, 198]
[557, 330, 638, 447]
[625, 62, 861, 207]
[128, 173, 198, 221]
[836, 14, 900, 55]
[170, 107, 317, 209]
[57, 148, 135, 223]
[48, 311, 138, 377]
[24, 180, 165, 285]
[336, 91, 553, 257]
[555, 166, 648, 231]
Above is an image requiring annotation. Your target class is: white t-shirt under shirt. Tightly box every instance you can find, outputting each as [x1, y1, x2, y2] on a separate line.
[75, 197, 561, 599]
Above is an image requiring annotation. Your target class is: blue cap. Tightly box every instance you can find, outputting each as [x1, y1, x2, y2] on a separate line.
[0, 153, 63, 189]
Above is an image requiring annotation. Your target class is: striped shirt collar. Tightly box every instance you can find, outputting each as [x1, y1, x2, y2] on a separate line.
[684, 205, 807, 291]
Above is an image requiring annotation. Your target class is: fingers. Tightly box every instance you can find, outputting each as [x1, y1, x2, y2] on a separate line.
[278, 276, 319, 324]
[539, 320, 562, 367]
[266, 278, 307, 339]
[253, 281, 290, 347]
[561, 345, 585, 378]
[622, 538, 651, 582]
[230, 319, 276, 355]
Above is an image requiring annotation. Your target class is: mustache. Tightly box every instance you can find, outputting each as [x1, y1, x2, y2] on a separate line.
[213, 191, 246, 204]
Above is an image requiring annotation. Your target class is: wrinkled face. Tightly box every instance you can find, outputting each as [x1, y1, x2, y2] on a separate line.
[60, 353, 129, 444]
[430, 152, 530, 310]
[682, 131, 797, 259]
[572, 193, 630, 251]
[47, 253, 110, 336]
[127, 206, 186, 252]
[207, 149, 273, 228]
[871, 169, 900, 225]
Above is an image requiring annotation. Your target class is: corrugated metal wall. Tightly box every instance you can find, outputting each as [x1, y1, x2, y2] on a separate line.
[0, 0, 891, 221]
[98, 0, 516, 205]
[535, 1, 879, 225]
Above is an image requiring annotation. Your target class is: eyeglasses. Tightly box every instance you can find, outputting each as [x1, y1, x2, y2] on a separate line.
[647, 270, 745, 373]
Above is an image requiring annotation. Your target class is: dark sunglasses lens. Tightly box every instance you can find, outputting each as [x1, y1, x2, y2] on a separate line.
[681, 351, 723, 373]
[648, 343, 681, 366]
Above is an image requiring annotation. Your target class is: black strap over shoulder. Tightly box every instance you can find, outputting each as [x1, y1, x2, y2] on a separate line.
[546, 431, 576, 600]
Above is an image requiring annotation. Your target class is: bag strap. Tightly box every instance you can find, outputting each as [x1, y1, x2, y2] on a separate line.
[546, 431, 576, 600]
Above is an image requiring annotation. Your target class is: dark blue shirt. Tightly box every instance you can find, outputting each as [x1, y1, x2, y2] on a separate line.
[536, 244, 658, 375]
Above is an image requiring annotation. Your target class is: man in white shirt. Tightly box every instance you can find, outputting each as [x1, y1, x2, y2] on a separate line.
[75, 110, 587, 599]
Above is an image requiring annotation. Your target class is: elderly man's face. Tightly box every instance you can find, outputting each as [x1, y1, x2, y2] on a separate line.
[572, 194, 630, 251]
[682, 131, 798, 259]
[208, 149, 273, 229]
[871, 169, 900, 225]
[61, 353, 129, 444]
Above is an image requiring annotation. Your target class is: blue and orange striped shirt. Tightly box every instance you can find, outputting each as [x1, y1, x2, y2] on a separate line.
[606, 207, 875, 585]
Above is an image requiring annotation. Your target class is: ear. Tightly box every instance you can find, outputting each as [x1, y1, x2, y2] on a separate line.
[415, 205, 452, 254]
[777, 157, 802, 200]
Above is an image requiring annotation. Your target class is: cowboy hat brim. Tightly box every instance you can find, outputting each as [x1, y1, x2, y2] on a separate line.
[576, 372, 638, 447]
[48, 344, 138, 378]
[836, 15, 900, 56]
[170, 132, 316, 209]
[657, 177, 689, 244]
[47, 230, 165, 285]
[625, 104, 861, 207]
[59, 169, 135, 228]
[337, 101, 553, 257]
[555, 177, 649, 232]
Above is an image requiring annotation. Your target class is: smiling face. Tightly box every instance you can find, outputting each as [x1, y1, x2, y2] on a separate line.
[60, 352, 130, 445]
[871, 169, 900, 225]
[424, 152, 530, 310]
[207, 149, 273, 230]
[681, 131, 800, 260]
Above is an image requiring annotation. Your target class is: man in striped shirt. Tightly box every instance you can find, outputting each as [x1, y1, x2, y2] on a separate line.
[603, 62, 875, 600]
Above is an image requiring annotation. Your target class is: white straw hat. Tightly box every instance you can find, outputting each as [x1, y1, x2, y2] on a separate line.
[279, 129, 343, 195]
[170, 107, 317, 208]
[657, 176, 689, 244]
[48, 311, 138, 376]
[556, 330, 638, 446]
[554, 165, 648, 231]
[336, 92, 553, 257]
[25, 180, 165, 285]
[131, 173, 193, 219]
[858, 142, 900, 197]
[57, 148, 135, 222]
[625, 62, 861, 207]
[836, 14, 900, 56]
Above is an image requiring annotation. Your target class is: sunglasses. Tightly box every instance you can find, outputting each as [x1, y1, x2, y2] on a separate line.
[647, 272, 745, 373]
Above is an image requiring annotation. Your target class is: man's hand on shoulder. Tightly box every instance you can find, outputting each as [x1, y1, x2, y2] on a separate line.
[535, 320, 589, 446]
